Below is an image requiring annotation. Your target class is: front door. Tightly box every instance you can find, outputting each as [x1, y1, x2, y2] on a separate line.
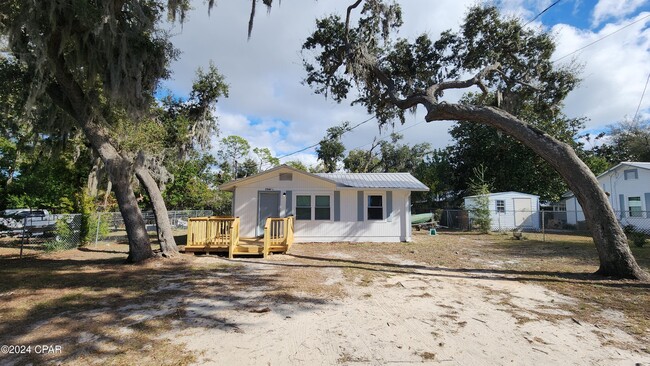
[257, 191, 280, 236]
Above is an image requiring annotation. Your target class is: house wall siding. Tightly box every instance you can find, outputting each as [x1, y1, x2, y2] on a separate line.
[230, 169, 413, 242]
[565, 165, 650, 227]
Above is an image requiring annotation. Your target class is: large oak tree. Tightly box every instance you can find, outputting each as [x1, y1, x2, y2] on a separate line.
[302, 1, 648, 280]
[0, 1, 219, 261]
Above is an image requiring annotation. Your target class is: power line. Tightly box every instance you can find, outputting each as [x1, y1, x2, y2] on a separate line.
[275, 116, 375, 160]
[276, 141, 320, 160]
[524, 0, 562, 26]
[634, 72, 650, 121]
[553, 13, 650, 63]
[348, 120, 428, 151]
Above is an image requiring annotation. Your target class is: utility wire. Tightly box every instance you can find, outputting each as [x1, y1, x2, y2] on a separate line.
[633, 72, 650, 121]
[524, 0, 562, 26]
[348, 120, 428, 151]
[275, 116, 375, 160]
[554, 13, 650, 63]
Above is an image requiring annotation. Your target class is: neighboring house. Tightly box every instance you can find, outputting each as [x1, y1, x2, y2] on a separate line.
[564, 162, 650, 229]
[218, 165, 429, 242]
[464, 191, 541, 231]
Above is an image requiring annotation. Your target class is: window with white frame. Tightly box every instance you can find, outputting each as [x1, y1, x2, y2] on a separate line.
[295, 193, 333, 221]
[628, 197, 642, 217]
[495, 200, 505, 213]
[624, 169, 638, 180]
[315, 195, 331, 220]
[367, 195, 383, 220]
[295, 195, 311, 220]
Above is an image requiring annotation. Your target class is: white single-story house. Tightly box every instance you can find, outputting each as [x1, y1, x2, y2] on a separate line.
[564, 162, 650, 229]
[218, 165, 429, 242]
[464, 191, 541, 231]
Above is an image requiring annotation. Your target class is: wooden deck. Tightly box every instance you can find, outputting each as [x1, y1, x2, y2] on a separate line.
[185, 216, 294, 258]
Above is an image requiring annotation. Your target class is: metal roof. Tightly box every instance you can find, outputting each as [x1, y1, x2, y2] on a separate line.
[464, 191, 539, 199]
[315, 172, 429, 191]
[218, 165, 430, 192]
[616, 162, 650, 171]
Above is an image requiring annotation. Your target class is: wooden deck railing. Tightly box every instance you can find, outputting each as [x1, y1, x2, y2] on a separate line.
[186, 215, 292, 258]
[228, 218, 240, 259]
[186, 216, 239, 250]
[263, 216, 294, 258]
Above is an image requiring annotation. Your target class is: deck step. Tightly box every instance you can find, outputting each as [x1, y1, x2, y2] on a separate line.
[236, 244, 263, 253]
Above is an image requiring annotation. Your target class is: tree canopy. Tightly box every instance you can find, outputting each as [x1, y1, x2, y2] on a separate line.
[302, 1, 648, 279]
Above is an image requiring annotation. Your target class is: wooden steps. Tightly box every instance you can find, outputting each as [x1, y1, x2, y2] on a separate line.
[185, 217, 294, 259]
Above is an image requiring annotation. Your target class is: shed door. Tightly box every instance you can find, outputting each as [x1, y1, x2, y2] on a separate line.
[513, 198, 532, 227]
[258, 192, 280, 236]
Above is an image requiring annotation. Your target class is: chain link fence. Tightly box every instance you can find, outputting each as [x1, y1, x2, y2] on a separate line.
[0, 212, 82, 254]
[1, 210, 213, 252]
[91, 210, 213, 244]
[414, 208, 650, 236]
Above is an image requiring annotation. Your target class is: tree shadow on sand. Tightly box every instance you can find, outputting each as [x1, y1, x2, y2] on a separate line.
[0, 249, 328, 365]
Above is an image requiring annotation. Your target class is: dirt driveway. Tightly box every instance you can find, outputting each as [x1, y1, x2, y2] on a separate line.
[1, 232, 648, 365]
[169, 250, 647, 365]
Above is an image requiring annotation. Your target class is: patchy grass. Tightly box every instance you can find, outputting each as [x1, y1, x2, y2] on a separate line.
[0, 244, 199, 365]
[417, 351, 437, 361]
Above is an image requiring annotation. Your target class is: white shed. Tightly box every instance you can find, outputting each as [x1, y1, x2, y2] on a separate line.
[218, 165, 429, 242]
[564, 162, 650, 230]
[464, 191, 540, 231]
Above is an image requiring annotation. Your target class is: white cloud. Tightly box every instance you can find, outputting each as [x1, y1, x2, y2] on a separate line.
[163, 1, 650, 168]
[552, 12, 650, 129]
[592, 0, 648, 27]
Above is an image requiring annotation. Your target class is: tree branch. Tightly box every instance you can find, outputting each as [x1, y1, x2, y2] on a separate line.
[495, 69, 542, 91]
[345, 0, 363, 44]
[248, 0, 256, 40]
[426, 63, 501, 99]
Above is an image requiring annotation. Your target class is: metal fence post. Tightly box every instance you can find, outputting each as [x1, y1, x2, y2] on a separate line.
[542, 211, 545, 242]
[20, 216, 27, 259]
[446, 210, 451, 229]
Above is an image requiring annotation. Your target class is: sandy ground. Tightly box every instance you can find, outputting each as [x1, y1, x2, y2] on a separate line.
[2, 234, 648, 365]
[163, 251, 649, 366]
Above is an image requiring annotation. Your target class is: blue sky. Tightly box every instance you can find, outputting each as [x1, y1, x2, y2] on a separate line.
[161, 0, 650, 168]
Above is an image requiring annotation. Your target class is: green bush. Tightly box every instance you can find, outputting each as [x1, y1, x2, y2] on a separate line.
[43, 219, 79, 252]
[76, 192, 110, 245]
[81, 212, 111, 245]
[43, 239, 76, 252]
[466, 166, 491, 234]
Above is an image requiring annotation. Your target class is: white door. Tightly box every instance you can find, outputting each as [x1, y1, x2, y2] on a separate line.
[513, 198, 533, 228]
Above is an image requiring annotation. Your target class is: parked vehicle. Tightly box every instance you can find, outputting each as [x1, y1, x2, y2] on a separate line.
[0, 209, 59, 237]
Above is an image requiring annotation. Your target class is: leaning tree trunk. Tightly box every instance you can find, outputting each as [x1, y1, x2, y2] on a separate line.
[45, 36, 153, 262]
[134, 153, 179, 256]
[42, 101, 153, 263]
[86, 157, 102, 197]
[428, 103, 649, 280]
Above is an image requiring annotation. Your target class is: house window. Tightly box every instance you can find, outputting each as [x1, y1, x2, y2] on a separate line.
[279, 173, 293, 181]
[629, 197, 642, 217]
[495, 200, 505, 213]
[624, 169, 638, 180]
[315, 195, 331, 220]
[296, 195, 311, 220]
[367, 195, 383, 220]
